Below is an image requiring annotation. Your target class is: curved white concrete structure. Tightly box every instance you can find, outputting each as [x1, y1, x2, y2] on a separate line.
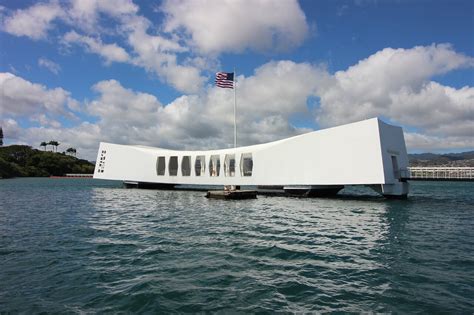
[93, 118, 409, 198]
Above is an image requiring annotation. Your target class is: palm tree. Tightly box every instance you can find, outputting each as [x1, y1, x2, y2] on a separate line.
[66, 147, 77, 157]
[48, 140, 60, 152]
[40, 142, 48, 151]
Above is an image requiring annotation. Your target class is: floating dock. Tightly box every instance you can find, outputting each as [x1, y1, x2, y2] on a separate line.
[205, 190, 257, 200]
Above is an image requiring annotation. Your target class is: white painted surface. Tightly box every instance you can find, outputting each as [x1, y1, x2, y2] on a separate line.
[93, 118, 409, 187]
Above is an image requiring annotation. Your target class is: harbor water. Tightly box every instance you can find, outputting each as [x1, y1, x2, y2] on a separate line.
[0, 178, 473, 313]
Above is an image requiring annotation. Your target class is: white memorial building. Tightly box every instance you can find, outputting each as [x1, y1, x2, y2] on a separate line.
[94, 118, 410, 198]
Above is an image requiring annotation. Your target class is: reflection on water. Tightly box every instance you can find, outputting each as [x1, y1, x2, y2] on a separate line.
[0, 179, 473, 313]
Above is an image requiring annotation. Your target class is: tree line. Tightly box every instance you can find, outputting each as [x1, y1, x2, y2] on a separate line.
[39, 141, 77, 156]
[0, 145, 94, 178]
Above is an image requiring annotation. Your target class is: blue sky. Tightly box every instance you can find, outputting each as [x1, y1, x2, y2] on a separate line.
[0, 0, 473, 159]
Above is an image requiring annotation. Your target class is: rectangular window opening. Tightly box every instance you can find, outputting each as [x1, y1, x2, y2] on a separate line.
[156, 156, 166, 176]
[209, 155, 220, 177]
[181, 156, 191, 176]
[240, 153, 253, 177]
[225, 154, 236, 177]
[195, 155, 205, 176]
[169, 156, 178, 176]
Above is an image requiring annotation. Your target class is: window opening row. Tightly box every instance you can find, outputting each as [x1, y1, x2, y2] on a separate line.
[156, 154, 252, 177]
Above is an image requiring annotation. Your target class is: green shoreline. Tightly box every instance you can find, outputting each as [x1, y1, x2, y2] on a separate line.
[0, 145, 95, 179]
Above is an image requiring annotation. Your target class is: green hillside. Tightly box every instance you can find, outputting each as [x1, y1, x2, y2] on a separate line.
[0, 145, 95, 178]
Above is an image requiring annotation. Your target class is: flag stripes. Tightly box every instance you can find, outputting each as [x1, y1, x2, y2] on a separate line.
[215, 72, 234, 89]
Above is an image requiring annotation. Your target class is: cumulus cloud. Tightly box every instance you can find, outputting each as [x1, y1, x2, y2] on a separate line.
[30, 114, 62, 128]
[316, 44, 474, 128]
[120, 14, 205, 93]
[66, 0, 138, 32]
[389, 82, 474, 135]
[38, 57, 61, 74]
[1, 0, 139, 39]
[84, 74, 311, 151]
[1, 66, 314, 159]
[88, 79, 162, 128]
[312, 44, 474, 152]
[2, 1, 63, 40]
[237, 60, 327, 117]
[153, 47, 473, 151]
[123, 0, 308, 92]
[1, 0, 310, 94]
[0, 72, 76, 120]
[63, 31, 130, 64]
[14, 122, 103, 158]
[2, 44, 473, 159]
[0, 118, 22, 143]
[152, 61, 318, 149]
[405, 132, 474, 151]
[162, 0, 309, 54]
[1, 1, 209, 93]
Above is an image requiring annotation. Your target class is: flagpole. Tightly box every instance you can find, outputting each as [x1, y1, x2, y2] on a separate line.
[233, 67, 237, 148]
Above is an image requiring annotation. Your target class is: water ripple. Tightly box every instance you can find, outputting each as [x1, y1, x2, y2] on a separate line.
[0, 178, 473, 313]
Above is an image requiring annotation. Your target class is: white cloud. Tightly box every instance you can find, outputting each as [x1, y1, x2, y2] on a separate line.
[152, 61, 319, 149]
[237, 60, 327, 117]
[1, 75, 164, 157]
[2, 44, 473, 159]
[0, 72, 75, 120]
[63, 31, 130, 64]
[2, 69, 314, 159]
[2, 2, 63, 40]
[2, 0, 206, 93]
[121, 15, 204, 93]
[65, 0, 138, 33]
[389, 82, 474, 135]
[88, 79, 162, 128]
[17, 122, 103, 158]
[313, 44, 474, 150]
[2, 1, 309, 94]
[76, 67, 470, 154]
[85, 79, 234, 150]
[38, 57, 61, 74]
[0, 118, 22, 143]
[162, 0, 308, 54]
[1, 0, 139, 40]
[405, 132, 474, 151]
[31, 114, 62, 128]
[316, 44, 474, 128]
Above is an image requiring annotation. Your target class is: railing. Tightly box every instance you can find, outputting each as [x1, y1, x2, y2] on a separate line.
[405, 167, 474, 180]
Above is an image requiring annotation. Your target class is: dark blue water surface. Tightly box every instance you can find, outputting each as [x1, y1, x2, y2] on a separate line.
[0, 178, 473, 313]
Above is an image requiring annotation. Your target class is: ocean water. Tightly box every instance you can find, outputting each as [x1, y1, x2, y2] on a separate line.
[0, 178, 473, 313]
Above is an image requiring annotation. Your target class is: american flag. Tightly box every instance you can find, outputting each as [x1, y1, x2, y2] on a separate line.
[215, 72, 234, 89]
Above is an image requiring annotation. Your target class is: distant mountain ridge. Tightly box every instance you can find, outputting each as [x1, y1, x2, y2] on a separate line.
[409, 151, 474, 167]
